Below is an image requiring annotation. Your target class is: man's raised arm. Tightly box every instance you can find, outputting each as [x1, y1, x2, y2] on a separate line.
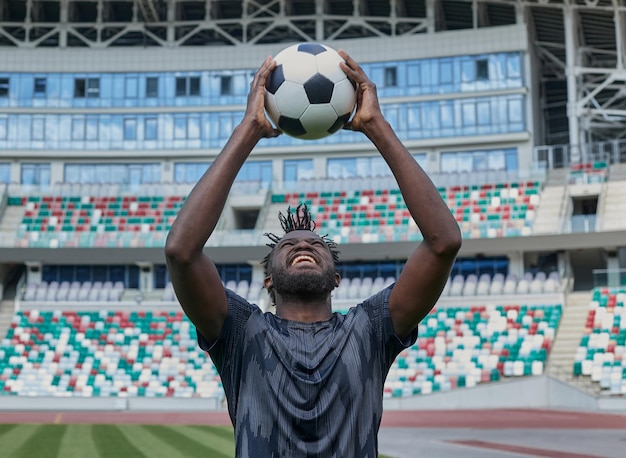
[340, 50, 462, 340]
[164, 57, 280, 343]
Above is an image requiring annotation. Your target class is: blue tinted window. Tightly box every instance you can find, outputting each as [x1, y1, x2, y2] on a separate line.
[174, 116, 186, 139]
[439, 60, 453, 84]
[145, 117, 157, 140]
[462, 102, 476, 126]
[439, 101, 454, 128]
[21, 163, 51, 185]
[0, 163, 10, 183]
[440, 148, 518, 174]
[86, 116, 99, 140]
[124, 118, 137, 140]
[236, 161, 272, 183]
[507, 54, 521, 78]
[125, 76, 138, 98]
[64, 163, 160, 184]
[188, 116, 200, 139]
[284, 159, 313, 182]
[32, 117, 45, 140]
[174, 162, 210, 183]
[72, 117, 85, 140]
[407, 63, 420, 86]
[327, 156, 392, 179]
[0, 78, 9, 97]
[34, 78, 47, 96]
[508, 98, 523, 123]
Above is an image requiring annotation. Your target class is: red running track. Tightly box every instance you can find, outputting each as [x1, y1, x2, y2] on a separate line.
[0, 409, 624, 429]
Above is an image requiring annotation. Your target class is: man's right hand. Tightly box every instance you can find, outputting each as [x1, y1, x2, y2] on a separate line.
[338, 49, 386, 136]
[243, 56, 282, 139]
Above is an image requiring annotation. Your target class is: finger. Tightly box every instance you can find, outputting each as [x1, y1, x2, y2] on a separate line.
[338, 49, 360, 72]
[338, 49, 351, 64]
[252, 56, 274, 86]
[268, 127, 282, 138]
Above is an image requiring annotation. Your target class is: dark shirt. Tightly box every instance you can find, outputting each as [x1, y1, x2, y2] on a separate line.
[197, 284, 417, 457]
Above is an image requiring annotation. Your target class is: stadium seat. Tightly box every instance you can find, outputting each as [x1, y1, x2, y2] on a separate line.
[573, 287, 626, 393]
[383, 303, 562, 398]
[0, 310, 224, 400]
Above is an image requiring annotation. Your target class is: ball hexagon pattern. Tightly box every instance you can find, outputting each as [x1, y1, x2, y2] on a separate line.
[264, 43, 357, 140]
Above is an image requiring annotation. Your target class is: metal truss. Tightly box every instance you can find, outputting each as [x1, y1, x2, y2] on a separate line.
[2, 0, 626, 153]
[0, 0, 432, 48]
[525, 0, 626, 162]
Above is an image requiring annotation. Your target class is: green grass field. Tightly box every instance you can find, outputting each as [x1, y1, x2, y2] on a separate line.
[0, 424, 395, 457]
[0, 424, 235, 458]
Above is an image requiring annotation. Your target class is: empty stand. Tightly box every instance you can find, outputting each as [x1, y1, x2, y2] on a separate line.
[438, 271, 561, 298]
[271, 179, 542, 243]
[573, 288, 626, 395]
[0, 301, 561, 400]
[568, 161, 608, 185]
[10, 194, 185, 248]
[22, 281, 125, 303]
[384, 303, 562, 397]
[0, 310, 222, 399]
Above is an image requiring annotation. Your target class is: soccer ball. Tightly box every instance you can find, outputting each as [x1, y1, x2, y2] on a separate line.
[264, 43, 357, 140]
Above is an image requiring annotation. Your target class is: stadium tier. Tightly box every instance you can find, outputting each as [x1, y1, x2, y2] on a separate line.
[0, 302, 561, 399]
[385, 303, 561, 397]
[21, 269, 562, 307]
[574, 288, 626, 395]
[10, 194, 182, 248]
[273, 179, 540, 242]
[23, 280, 125, 303]
[1, 310, 222, 399]
[8, 178, 542, 248]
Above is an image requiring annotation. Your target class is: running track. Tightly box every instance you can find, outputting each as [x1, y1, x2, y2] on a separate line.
[1, 408, 624, 429]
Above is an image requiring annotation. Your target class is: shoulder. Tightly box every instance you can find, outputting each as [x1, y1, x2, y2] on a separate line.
[224, 288, 263, 315]
[353, 283, 395, 314]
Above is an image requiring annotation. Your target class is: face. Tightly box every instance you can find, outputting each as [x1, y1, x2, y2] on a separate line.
[265, 230, 339, 301]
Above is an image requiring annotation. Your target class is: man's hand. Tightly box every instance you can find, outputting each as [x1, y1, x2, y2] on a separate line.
[338, 49, 385, 135]
[244, 56, 282, 139]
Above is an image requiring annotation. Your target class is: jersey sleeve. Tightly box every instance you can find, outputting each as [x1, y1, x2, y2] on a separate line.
[359, 283, 418, 371]
[196, 288, 258, 373]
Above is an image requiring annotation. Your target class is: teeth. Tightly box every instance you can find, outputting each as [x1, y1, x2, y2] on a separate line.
[292, 255, 316, 266]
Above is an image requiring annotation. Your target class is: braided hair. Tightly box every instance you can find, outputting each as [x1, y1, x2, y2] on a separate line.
[262, 203, 340, 279]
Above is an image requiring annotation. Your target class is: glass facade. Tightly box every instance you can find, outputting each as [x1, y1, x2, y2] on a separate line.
[173, 160, 272, 184]
[0, 52, 524, 152]
[0, 163, 10, 183]
[283, 159, 314, 183]
[153, 263, 252, 290]
[441, 148, 518, 173]
[327, 154, 427, 179]
[64, 163, 161, 185]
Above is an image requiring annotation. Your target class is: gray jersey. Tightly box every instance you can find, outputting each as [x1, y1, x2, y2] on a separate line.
[197, 284, 417, 457]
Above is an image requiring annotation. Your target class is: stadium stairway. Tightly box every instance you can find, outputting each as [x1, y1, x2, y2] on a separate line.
[0, 300, 15, 344]
[599, 164, 626, 231]
[547, 291, 599, 394]
[531, 168, 568, 235]
[0, 204, 24, 241]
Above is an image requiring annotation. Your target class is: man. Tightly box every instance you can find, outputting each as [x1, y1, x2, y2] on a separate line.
[165, 50, 462, 457]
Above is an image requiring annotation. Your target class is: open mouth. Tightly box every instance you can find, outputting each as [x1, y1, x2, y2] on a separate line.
[291, 255, 316, 266]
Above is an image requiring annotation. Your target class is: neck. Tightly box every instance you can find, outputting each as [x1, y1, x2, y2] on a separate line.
[274, 295, 332, 322]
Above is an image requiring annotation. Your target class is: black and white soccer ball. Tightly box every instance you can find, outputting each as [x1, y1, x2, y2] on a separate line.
[264, 43, 357, 140]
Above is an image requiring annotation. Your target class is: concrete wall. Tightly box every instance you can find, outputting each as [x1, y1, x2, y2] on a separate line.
[0, 396, 221, 412]
[383, 375, 625, 412]
[1, 376, 624, 413]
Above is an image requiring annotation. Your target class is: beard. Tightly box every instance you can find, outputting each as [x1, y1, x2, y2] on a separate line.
[272, 265, 336, 301]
